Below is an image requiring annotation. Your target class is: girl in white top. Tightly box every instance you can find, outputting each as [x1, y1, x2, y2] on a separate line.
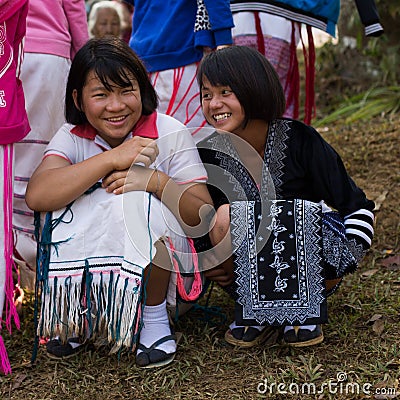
[26, 37, 212, 368]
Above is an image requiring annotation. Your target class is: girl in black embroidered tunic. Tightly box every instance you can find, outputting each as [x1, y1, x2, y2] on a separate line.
[195, 45, 375, 347]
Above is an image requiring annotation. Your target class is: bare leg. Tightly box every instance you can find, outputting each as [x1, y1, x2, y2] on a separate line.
[205, 204, 235, 287]
[326, 277, 342, 292]
[143, 240, 171, 305]
[136, 240, 175, 367]
[208, 206, 274, 344]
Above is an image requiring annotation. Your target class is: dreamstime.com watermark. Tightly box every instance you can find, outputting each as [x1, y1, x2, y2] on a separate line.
[257, 372, 398, 396]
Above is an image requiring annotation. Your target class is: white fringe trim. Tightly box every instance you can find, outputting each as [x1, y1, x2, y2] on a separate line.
[39, 270, 142, 349]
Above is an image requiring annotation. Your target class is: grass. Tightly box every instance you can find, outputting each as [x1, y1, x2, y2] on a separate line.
[0, 115, 399, 400]
[314, 86, 400, 127]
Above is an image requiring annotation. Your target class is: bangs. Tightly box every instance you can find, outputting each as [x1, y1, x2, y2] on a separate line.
[93, 62, 136, 90]
[198, 56, 236, 89]
[197, 46, 286, 122]
[66, 37, 158, 124]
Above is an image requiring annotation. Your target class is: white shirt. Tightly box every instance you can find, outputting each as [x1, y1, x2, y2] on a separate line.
[44, 112, 208, 185]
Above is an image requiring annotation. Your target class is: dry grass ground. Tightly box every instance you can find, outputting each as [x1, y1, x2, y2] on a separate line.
[0, 113, 399, 399]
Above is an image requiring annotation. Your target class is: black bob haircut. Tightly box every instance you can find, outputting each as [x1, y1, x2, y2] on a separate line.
[197, 45, 286, 125]
[65, 37, 158, 125]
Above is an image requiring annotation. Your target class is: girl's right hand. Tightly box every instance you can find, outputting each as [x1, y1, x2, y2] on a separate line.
[110, 136, 159, 171]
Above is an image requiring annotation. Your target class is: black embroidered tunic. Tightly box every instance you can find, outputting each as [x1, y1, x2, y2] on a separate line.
[196, 119, 375, 325]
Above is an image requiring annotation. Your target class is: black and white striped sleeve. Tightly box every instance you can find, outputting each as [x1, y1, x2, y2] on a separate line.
[354, 0, 384, 37]
[344, 208, 375, 249]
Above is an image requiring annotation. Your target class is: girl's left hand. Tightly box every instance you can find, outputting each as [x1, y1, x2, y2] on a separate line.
[204, 264, 234, 287]
[102, 165, 154, 195]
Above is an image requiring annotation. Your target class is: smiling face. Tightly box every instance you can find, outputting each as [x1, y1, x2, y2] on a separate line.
[74, 70, 142, 147]
[200, 76, 246, 135]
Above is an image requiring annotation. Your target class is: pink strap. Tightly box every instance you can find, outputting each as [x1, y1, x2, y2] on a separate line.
[0, 336, 11, 375]
[168, 238, 202, 302]
[1, 144, 20, 374]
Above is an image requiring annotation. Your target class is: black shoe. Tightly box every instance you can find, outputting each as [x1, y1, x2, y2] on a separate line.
[46, 337, 86, 359]
[225, 324, 279, 348]
[135, 334, 176, 369]
[283, 325, 324, 347]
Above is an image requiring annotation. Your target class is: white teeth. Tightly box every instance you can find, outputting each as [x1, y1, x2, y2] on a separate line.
[107, 116, 125, 122]
[214, 113, 231, 121]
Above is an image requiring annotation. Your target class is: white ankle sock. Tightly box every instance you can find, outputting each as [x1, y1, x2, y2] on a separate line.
[229, 321, 265, 332]
[137, 300, 176, 355]
[284, 324, 316, 333]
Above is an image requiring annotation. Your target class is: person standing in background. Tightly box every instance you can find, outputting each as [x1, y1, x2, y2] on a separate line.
[127, 0, 234, 141]
[86, 0, 133, 42]
[230, 0, 384, 124]
[13, 0, 88, 290]
[112, 0, 133, 43]
[0, 0, 30, 374]
[87, 0, 122, 39]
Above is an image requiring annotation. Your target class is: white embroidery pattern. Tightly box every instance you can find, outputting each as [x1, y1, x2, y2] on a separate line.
[232, 199, 325, 325]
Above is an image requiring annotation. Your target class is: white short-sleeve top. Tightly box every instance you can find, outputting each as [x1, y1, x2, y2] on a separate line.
[44, 112, 208, 185]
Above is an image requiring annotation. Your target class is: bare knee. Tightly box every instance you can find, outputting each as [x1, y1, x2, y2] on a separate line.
[209, 204, 230, 246]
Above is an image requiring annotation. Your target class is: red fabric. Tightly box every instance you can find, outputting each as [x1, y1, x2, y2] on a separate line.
[71, 112, 159, 140]
[300, 26, 316, 125]
[254, 12, 265, 55]
[70, 124, 97, 140]
[285, 22, 300, 120]
[166, 67, 184, 116]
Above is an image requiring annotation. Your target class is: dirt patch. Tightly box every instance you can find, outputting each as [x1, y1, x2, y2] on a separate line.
[0, 115, 399, 399]
[320, 116, 399, 255]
